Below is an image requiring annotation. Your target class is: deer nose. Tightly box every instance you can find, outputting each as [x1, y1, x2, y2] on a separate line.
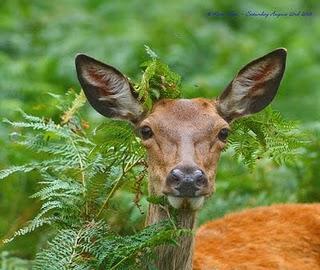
[166, 167, 208, 197]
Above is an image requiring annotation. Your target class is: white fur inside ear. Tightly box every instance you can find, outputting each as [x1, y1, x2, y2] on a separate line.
[218, 57, 282, 119]
[83, 67, 113, 88]
[242, 59, 281, 83]
[83, 66, 144, 119]
[98, 83, 144, 118]
[233, 59, 281, 100]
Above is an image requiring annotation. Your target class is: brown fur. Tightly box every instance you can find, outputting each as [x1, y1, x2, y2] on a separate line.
[146, 203, 196, 270]
[194, 204, 320, 270]
[141, 98, 228, 198]
[142, 98, 230, 269]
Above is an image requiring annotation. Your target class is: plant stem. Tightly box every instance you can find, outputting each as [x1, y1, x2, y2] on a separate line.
[70, 138, 88, 216]
[96, 158, 142, 218]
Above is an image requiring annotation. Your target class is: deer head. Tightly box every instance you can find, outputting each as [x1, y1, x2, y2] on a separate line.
[75, 49, 286, 212]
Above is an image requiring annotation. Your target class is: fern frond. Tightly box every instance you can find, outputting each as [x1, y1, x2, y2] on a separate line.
[3, 116, 70, 138]
[3, 218, 53, 244]
[33, 221, 108, 270]
[229, 107, 305, 169]
[96, 220, 189, 269]
[31, 176, 83, 201]
[61, 90, 86, 124]
[33, 229, 84, 270]
[144, 45, 158, 60]
[134, 46, 182, 110]
[0, 165, 36, 180]
[0, 252, 32, 270]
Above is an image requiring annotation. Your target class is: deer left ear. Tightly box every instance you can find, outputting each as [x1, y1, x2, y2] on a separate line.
[217, 48, 287, 122]
[75, 54, 145, 124]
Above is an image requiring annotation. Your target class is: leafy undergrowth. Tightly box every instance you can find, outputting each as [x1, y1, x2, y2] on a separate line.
[0, 47, 305, 269]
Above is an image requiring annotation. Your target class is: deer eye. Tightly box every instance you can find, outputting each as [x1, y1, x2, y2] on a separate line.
[218, 128, 229, 142]
[139, 126, 153, 140]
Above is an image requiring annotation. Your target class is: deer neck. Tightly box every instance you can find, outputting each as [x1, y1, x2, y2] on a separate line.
[146, 182, 196, 270]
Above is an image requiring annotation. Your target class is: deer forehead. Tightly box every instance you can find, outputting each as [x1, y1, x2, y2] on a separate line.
[141, 98, 229, 139]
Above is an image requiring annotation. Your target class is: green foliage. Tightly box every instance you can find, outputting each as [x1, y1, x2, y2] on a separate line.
[229, 107, 305, 169]
[295, 123, 320, 202]
[0, 42, 313, 268]
[0, 89, 185, 269]
[0, 1, 319, 267]
[0, 252, 32, 270]
[0, 51, 309, 269]
[96, 221, 189, 270]
[33, 221, 107, 270]
[135, 46, 182, 110]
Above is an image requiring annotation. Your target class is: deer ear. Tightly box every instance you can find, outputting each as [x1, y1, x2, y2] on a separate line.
[75, 54, 145, 124]
[217, 48, 287, 122]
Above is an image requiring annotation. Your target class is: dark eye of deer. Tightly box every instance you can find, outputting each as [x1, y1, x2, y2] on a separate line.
[218, 128, 229, 142]
[140, 126, 153, 140]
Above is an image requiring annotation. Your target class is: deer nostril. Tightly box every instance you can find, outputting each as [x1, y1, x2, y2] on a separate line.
[193, 169, 204, 178]
[172, 169, 182, 177]
[194, 170, 207, 188]
[167, 169, 183, 187]
[166, 167, 209, 198]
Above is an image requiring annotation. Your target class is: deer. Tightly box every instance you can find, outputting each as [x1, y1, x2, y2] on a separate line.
[75, 48, 320, 270]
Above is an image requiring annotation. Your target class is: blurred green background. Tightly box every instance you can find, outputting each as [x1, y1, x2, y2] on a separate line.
[0, 0, 319, 263]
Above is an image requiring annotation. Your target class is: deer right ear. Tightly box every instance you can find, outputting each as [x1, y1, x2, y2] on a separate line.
[75, 54, 145, 124]
[217, 48, 287, 122]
